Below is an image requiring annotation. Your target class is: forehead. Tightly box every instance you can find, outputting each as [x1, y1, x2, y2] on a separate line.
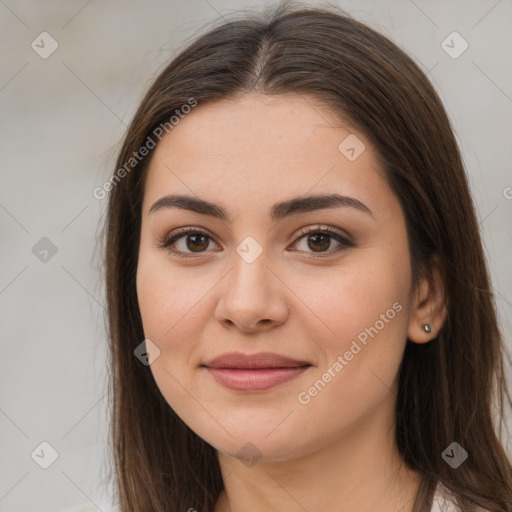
[143, 93, 392, 218]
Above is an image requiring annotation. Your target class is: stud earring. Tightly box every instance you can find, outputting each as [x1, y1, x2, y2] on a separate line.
[423, 324, 432, 333]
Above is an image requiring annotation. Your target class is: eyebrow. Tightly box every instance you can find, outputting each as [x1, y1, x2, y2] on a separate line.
[149, 193, 373, 222]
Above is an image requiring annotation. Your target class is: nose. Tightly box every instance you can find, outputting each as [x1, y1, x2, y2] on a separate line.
[214, 246, 289, 333]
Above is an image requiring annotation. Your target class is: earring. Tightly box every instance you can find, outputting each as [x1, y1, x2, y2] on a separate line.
[423, 324, 432, 333]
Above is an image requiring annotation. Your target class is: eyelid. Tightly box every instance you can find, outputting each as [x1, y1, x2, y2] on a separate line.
[293, 225, 352, 245]
[158, 224, 354, 258]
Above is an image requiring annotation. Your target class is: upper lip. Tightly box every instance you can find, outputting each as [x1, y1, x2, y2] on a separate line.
[202, 352, 311, 369]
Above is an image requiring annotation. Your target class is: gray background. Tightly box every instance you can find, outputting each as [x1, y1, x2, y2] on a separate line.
[1, 1, 511, 511]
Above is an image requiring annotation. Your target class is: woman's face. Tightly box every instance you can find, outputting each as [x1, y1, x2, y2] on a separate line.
[136, 93, 415, 462]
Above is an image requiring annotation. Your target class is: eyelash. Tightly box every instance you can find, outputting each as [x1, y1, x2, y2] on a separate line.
[157, 225, 354, 259]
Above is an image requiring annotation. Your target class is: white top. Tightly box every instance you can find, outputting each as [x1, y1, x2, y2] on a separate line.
[431, 481, 490, 512]
[431, 482, 459, 511]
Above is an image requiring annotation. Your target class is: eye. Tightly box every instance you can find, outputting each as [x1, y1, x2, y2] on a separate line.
[290, 225, 354, 258]
[158, 225, 354, 258]
[158, 227, 219, 258]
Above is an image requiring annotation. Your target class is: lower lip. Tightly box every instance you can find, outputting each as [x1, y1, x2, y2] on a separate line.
[204, 366, 310, 391]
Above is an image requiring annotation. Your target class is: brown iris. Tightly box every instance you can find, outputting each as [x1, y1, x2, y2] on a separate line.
[186, 234, 210, 252]
[307, 233, 331, 252]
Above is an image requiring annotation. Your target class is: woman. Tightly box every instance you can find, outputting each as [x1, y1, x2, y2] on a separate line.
[102, 3, 512, 511]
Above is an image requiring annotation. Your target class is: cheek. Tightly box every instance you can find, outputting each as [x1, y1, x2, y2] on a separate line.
[288, 261, 410, 440]
[136, 258, 213, 415]
[136, 254, 209, 345]
[295, 253, 410, 347]
[292, 249, 411, 403]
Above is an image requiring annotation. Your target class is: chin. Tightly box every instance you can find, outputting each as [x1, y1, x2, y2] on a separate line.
[189, 419, 312, 464]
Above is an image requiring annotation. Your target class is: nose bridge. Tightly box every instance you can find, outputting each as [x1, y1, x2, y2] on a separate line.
[228, 236, 272, 305]
[215, 234, 288, 330]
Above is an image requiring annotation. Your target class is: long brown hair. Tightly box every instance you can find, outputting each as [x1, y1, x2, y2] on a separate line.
[101, 3, 512, 511]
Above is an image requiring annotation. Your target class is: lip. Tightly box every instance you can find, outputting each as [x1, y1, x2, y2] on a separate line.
[205, 367, 310, 391]
[203, 351, 311, 369]
[201, 351, 312, 391]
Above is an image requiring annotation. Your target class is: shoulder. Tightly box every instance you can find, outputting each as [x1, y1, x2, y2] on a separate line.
[431, 483, 459, 512]
[431, 482, 492, 512]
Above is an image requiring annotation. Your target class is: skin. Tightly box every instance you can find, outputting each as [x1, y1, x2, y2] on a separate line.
[136, 93, 447, 512]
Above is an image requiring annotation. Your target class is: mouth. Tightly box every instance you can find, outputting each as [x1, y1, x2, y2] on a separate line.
[201, 352, 312, 391]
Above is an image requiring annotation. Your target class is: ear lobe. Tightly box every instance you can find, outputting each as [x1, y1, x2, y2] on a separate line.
[407, 255, 448, 344]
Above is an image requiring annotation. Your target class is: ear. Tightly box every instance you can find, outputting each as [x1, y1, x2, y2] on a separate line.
[407, 254, 448, 344]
